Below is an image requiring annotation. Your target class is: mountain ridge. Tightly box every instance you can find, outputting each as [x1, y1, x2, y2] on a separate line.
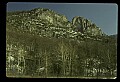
[7, 8, 107, 41]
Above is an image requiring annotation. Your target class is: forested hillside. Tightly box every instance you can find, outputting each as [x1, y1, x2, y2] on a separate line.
[6, 8, 117, 78]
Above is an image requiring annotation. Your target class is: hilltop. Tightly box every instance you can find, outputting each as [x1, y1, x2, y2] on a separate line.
[7, 8, 107, 41]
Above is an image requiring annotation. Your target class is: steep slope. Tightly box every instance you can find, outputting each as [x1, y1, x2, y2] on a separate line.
[7, 8, 105, 41]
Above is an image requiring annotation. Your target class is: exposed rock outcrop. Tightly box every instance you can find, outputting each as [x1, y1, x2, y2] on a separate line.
[72, 16, 103, 36]
[7, 8, 106, 41]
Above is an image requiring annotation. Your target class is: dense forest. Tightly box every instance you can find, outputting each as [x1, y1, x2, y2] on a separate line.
[6, 29, 117, 78]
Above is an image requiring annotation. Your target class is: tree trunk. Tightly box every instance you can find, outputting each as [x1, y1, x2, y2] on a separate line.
[60, 40, 66, 76]
[45, 50, 48, 77]
[23, 56, 25, 74]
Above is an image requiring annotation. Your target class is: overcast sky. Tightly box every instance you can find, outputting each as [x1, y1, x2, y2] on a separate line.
[7, 2, 118, 35]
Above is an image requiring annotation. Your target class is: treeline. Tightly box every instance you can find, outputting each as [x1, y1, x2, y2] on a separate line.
[6, 30, 117, 78]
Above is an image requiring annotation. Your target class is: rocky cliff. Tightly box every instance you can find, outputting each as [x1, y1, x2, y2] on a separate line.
[7, 8, 105, 41]
[72, 16, 104, 36]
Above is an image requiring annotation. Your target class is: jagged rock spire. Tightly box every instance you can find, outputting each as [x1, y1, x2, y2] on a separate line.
[72, 16, 103, 36]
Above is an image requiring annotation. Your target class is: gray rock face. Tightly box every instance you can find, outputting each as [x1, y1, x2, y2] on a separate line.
[72, 16, 103, 36]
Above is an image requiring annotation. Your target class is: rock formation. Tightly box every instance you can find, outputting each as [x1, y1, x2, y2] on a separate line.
[72, 16, 103, 36]
[7, 8, 105, 41]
